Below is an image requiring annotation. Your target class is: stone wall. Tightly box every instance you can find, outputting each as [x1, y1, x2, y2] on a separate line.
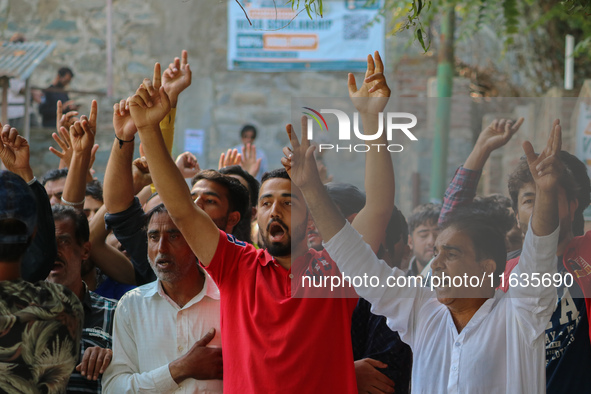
[2, 0, 496, 217]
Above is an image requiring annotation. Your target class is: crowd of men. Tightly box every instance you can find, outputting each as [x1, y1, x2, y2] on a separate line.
[0, 48, 590, 394]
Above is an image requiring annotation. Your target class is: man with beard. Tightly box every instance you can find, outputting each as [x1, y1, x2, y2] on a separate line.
[132, 51, 394, 392]
[47, 204, 117, 393]
[103, 204, 224, 393]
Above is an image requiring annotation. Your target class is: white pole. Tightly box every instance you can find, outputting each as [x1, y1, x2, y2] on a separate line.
[565, 34, 574, 90]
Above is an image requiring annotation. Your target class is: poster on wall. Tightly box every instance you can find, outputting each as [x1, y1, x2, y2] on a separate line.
[227, 0, 385, 71]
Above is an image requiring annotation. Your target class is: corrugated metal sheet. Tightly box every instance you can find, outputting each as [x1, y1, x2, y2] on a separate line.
[0, 41, 56, 80]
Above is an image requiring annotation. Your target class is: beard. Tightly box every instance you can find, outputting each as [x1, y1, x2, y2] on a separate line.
[149, 253, 195, 283]
[262, 217, 308, 257]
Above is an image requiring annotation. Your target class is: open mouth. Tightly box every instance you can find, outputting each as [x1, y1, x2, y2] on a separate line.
[155, 258, 174, 270]
[268, 222, 287, 243]
[50, 261, 65, 274]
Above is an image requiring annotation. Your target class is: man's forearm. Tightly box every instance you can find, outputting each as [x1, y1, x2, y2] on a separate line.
[463, 144, 491, 171]
[63, 151, 90, 208]
[137, 125, 194, 219]
[353, 112, 394, 252]
[301, 177, 346, 243]
[531, 187, 559, 237]
[104, 138, 136, 214]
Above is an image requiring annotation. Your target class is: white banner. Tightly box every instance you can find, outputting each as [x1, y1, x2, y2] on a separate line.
[228, 0, 385, 71]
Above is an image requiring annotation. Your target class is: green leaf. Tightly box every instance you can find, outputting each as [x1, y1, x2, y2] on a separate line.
[417, 27, 426, 51]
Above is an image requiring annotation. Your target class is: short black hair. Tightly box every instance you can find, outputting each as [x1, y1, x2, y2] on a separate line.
[386, 205, 408, 246]
[326, 183, 366, 218]
[219, 165, 260, 208]
[42, 168, 68, 186]
[144, 203, 168, 228]
[560, 151, 590, 236]
[408, 203, 441, 234]
[508, 155, 577, 213]
[442, 208, 507, 287]
[192, 170, 249, 220]
[261, 168, 290, 185]
[85, 180, 104, 203]
[52, 204, 89, 246]
[240, 124, 257, 139]
[58, 67, 74, 78]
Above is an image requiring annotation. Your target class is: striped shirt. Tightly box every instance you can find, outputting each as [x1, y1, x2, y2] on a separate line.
[67, 284, 117, 393]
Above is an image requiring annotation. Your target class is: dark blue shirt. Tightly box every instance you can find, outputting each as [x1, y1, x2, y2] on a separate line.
[351, 298, 412, 394]
[104, 197, 155, 285]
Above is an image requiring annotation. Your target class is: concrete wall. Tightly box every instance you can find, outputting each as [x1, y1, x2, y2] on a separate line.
[2, 0, 524, 217]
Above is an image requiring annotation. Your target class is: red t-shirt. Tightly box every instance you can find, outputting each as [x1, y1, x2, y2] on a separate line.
[203, 230, 358, 394]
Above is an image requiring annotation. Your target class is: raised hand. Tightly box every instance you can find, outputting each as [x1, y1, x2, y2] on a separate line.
[476, 118, 524, 154]
[218, 148, 241, 170]
[49, 125, 73, 167]
[240, 143, 262, 177]
[0, 124, 33, 181]
[113, 98, 137, 141]
[523, 119, 564, 193]
[132, 157, 152, 193]
[162, 50, 192, 108]
[348, 51, 391, 114]
[128, 63, 171, 130]
[176, 151, 200, 178]
[68, 100, 97, 154]
[281, 116, 320, 190]
[56, 99, 79, 133]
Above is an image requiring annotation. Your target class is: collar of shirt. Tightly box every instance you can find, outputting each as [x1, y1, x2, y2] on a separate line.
[142, 266, 220, 305]
[259, 247, 319, 273]
[82, 282, 93, 312]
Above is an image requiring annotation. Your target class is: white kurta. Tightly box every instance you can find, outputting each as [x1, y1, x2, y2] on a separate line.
[324, 221, 558, 394]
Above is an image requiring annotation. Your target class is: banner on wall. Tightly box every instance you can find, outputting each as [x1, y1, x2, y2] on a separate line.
[227, 0, 385, 71]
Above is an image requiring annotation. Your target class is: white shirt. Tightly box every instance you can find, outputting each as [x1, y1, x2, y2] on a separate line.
[324, 221, 558, 394]
[102, 270, 222, 394]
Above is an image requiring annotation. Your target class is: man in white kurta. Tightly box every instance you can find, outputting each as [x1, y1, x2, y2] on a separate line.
[102, 207, 222, 394]
[285, 108, 565, 393]
[324, 220, 557, 393]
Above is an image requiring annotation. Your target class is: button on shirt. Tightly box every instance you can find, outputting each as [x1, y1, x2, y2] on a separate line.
[324, 221, 559, 394]
[102, 270, 221, 394]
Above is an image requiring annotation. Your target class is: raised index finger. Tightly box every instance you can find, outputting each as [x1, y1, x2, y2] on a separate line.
[365, 54, 375, 79]
[374, 51, 384, 74]
[300, 115, 310, 149]
[285, 123, 300, 151]
[153, 62, 162, 90]
[89, 100, 98, 129]
[551, 120, 562, 155]
[181, 50, 188, 68]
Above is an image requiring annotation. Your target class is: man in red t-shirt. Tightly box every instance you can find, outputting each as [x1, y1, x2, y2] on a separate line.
[130, 51, 394, 393]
